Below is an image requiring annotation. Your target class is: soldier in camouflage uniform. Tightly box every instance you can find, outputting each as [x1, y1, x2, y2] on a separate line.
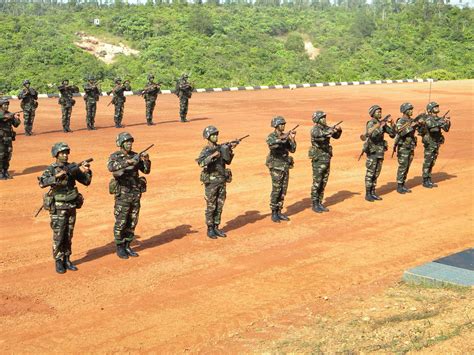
[107, 132, 151, 259]
[197, 126, 238, 239]
[419, 101, 451, 188]
[57, 79, 79, 133]
[18, 80, 38, 136]
[38, 142, 92, 274]
[108, 78, 131, 128]
[142, 74, 161, 126]
[175, 73, 194, 123]
[363, 105, 395, 202]
[308, 111, 342, 213]
[266, 116, 297, 222]
[0, 98, 21, 180]
[83, 76, 101, 130]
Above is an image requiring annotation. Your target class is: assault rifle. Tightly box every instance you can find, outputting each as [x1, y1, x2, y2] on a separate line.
[222, 134, 250, 147]
[359, 114, 392, 141]
[113, 144, 154, 178]
[324, 121, 343, 136]
[280, 124, 299, 141]
[2, 111, 23, 120]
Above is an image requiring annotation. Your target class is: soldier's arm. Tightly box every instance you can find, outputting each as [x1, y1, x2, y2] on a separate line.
[441, 118, 451, 132]
[367, 121, 382, 138]
[288, 138, 297, 153]
[311, 127, 326, 142]
[31, 89, 38, 100]
[396, 119, 413, 138]
[107, 154, 129, 172]
[38, 168, 58, 188]
[384, 123, 396, 138]
[76, 168, 93, 186]
[138, 158, 151, 174]
[267, 134, 287, 149]
[197, 148, 218, 167]
[332, 127, 342, 139]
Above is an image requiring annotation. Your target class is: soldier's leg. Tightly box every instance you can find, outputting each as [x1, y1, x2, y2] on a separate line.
[117, 103, 125, 127]
[30, 109, 36, 134]
[124, 197, 141, 257]
[90, 103, 97, 129]
[23, 110, 32, 135]
[311, 159, 324, 210]
[422, 144, 437, 187]
[114, 104, 121, 127]
[318, 160, 331, 211]
[180, 97, 189, 122]
[270, 168, 285, 221]
[397, 149, 410, 193]
[61, 106, 67, 131]
[3, 144, 13, 179]
[429, 146, 439, 187]
[63, 208, 78, 270]
[204, 183, 219, 238]
[277, 169, 290, 220]
[213, 183, 227, 237]
[66, 107, 73, 131]
[0, 144, 7, 179]
[51, 209, 68, 273]
[113, 199, 132, 258]
[365, 156, 376, 201]
[371, 158, 384, 200]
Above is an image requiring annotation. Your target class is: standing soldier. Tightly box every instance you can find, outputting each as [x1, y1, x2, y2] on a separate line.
[83, 76, 101, 130]
[363, 105, 395, 202]
[266, 116, 297, 223]
[175, 73, 194, 123]
[38, 142, 92, 274]
[18, 79, 38, 136]
[308, 111, 342, 213]
[0, 98, 21, 179]
[419, 102, 451, 188]
[57, 79, 79, 133]
[108, 78, 131, 128]
[107, 132, 151, 259]
[196, 126, 238, 239]
[142, 74, 161, 126]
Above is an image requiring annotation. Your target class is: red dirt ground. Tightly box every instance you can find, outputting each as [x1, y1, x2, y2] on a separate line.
[0, 80, 472, 352]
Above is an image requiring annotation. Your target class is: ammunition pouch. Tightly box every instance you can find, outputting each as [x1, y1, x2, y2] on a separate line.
[288, 156, 294, 169]
[53, 187, 79, 202]
[139, 176, 147, 193]
[200, 170, 210, 184]
[308, 146, 317, 160]
[75, 193, 84, 209]
[71, 98, 76, 106]
[109, 178, 119, 195]
[383, 140, 388, 152]
[43, 193, 55, 211]
[225, 168, 232, 183]
[12, 131, 16, 141]
[34, 101, 38, 109]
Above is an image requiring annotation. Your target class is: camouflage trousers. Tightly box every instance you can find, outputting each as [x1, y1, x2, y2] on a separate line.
[145, 100, 156, 123]
[0, 142, 13, 171]
[114, 101, 125, 126]
[396, 147, 414, 184]
[61, 105, 72, 130]
[85, 102, 96, 129]
[365, 155, 384, 189]
[23, 108, 36, 135]
[269, 168, 289, 211]
[50, 207, 76, 260]
[179, 96, 189, 120]
[204, 182, 226, 226]
[311, 158, 331, 205]
[113, 195, 141, 245]
[422, 143, 440, 179]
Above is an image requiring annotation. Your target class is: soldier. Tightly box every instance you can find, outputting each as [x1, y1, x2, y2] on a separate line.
[58, 79, 79, 133]
[142, 74, 161, 126]
[363, 105, 395, 202]
[0, 98, 21, 180]
[107, 132, 151, 259]
[18, 79, 38, 136]
[83, 76, 101, 130]
[308, 111, 342, 213]
[419, 102, 451, 188]
[196, 126, 238, 239]
[108, 78, 131, 128]
[266, 116, 297, 222]
[38, 142, 92, 274]
[175, 73, 194, 123]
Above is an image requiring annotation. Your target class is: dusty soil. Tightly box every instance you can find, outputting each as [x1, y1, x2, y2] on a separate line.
[0, 80, 472, 352]
[304, 40, 320, 60]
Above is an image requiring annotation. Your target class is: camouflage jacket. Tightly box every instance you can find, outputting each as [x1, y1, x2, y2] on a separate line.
[197, 144, 234, 184]
[107, 150, 151, 196]
[38, 162, 92, 209]
[365, 118, 395, 158]
[266, 131, 297, 170]
[394, 116, 417, 150]
[18, 87, 38, 110]
[420, 114, 451, 146]
[83, 83, 101, 103]
[142, 81, 161, 101]
[309, 124, 342, 161]
[109, 83, 132, 104]
[0, 110, 21, 143]
[175, 80, 193, 98]
[58, 84, 79, 107]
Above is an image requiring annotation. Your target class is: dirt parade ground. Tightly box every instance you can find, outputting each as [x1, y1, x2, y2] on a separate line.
[0, 80, 472, 352]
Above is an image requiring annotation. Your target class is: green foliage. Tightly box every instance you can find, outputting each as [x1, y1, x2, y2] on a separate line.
[285, 32, 305, 52]
[420, 69, 458, 81]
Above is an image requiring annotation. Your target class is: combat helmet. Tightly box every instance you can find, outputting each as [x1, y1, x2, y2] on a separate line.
[426, 101, 439, 113]
[116, 132, 134, 147]
[51, 142, 70, 157]
[114, 77, 122, 84]
[271, 116, 286, 128]
[368, 105, 382, 117]
[203, 125, 219, 140]
[400, 102, 414, 114]
[147, 74, 155, 80]
[312, 111, 326, 123]
[0, 98, 9, 107]
[23, 79, 31, 86]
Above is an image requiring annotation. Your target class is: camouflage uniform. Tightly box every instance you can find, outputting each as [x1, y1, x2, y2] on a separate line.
[83, 78, 101, 130]
[108, 79, 131, 128]
[58, 81, 79, 132]
[175, 74, 193, 122]
[18, 80, 38, 136]
[107, 132, 151, 258]
[363, 105, 395, 201]
[197, 125, 234, 238]
[38, 142, 92, 273]
[419, 102, 451, 188]
[308, 111, 342, 212]
[142, 75, 161, 125]
[0, 99, 21, 179]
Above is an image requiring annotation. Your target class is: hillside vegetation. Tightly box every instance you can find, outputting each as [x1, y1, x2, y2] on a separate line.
[0, 2, 472, 94]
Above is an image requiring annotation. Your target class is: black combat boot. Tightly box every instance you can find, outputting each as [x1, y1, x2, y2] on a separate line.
[428, 178, 438, 188]
[371, 187, 383, 201]
[4, 170, 12, 179]
[312, 203, 324, 213]
[277, 209, 290, 221]
[207, 225, 218, 239]
[0, 170, 6, 180]
[403, 185, 412, 193]
[116, 244, 129, 259]
[318, 203, 329, 212]
[146, 120, 155, 126]
[63, 255, 78, 271]
[422, 178, 433, 188]
[397, 183, 406, 194]
[365, 188, 375, 202]
[124, 241, 139, 257]
[55, 259, 66, 274]
[180, 116, 189, 123]
[214, 225, 227, 238]
[271, 210, 281, 223]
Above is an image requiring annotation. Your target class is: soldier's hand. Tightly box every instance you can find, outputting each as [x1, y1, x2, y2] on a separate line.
[211, 150, 221, 158]
[230, 142, 239, 149]
[140, 152, 150, 161]
[79, 164, 90, 173]
[55, 170, 67, 179]
[126, 159, 137, 166]
[289, 131, 297, 140]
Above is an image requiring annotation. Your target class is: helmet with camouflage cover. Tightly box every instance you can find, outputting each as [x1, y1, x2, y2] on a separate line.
[312, 111, 326, 123]
[426, 101, 439, 113]
[62, 79, 69, 85]
[114, 77, 122, 84]
[116, 132, 134, 147]
[0, 98, 9, 107]
[271, 116, 286, 128]
[51, 142, 70, 157]
[147, 74, 155, 80]
[400, 102, 414, 114]
[203, 125, 219, 140]
[23, 79, 31, 86]
[368, 105, 382, 117]
[87, 75, 95, 81]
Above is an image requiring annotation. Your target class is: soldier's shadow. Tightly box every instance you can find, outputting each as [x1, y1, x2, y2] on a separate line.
[286, 190, 360, 216]
[377, 171, 457, 196]
[74, 224, 197, 266]
[11, 165, 48, 177]
[223, 210, 270, 233]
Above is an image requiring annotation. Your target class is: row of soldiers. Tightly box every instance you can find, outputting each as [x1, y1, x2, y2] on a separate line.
[9, 74, 194, 134]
